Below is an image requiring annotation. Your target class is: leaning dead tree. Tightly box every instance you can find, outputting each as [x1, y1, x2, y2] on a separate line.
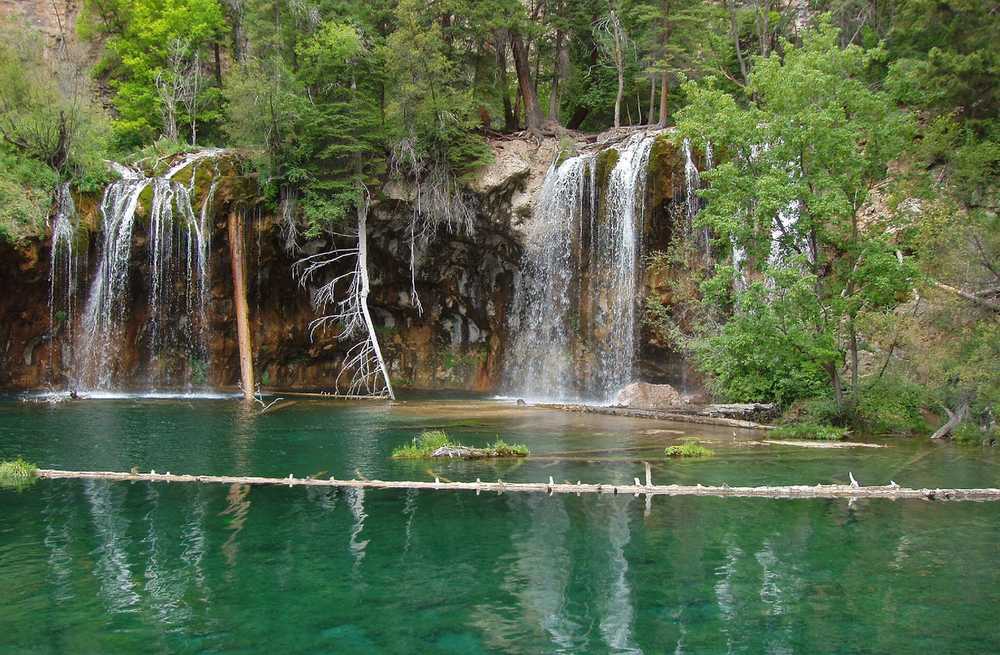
[295, 188, 394, 399]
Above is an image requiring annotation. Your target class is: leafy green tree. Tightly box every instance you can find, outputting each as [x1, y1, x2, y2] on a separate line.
[81, 0, 226, 148]
[677, 21, 916, 408]
[0, 21, 109, 242]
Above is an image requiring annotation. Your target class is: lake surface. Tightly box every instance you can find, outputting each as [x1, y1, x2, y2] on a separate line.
[1, 396, 997, 653]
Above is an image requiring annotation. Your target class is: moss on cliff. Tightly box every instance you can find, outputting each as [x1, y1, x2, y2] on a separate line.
[647, 133, 683, 208]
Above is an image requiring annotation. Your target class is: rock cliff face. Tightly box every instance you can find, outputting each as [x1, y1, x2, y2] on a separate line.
[0, 133, 700, 395]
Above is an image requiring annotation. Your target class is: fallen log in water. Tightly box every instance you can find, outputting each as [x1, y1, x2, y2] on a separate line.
[33, 469, 1000, 501]
[542, 403, 774, 430]
[762, 440, 886, 449]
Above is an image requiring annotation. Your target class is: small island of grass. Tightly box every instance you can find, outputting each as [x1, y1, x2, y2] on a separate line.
[664, 441, 715, 458]
[0, 457, 38, 490]
[392, 430, 529, 459]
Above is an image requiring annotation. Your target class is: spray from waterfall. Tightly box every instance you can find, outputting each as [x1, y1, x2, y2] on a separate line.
[74, 150, 222, 390]
[505, 132, 656, 402]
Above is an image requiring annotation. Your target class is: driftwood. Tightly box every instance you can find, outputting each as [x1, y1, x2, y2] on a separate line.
[33, 469, 1000, 501]
[931, 402, 969, 439]
[762, 440, 886, 449]
[544, 403, 774, 430]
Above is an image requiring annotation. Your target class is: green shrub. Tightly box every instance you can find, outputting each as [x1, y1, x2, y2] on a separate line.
[391, 430, 452, 458]
[953, 422, 999, 446]
[0, 457, 38, 490]
[783, 396, 843, 425]
[391, 431, 530, 459]
[664, 441, 715, 458]
[853, 375, 930, 435]
[487, 439, 529, 457]
[770, 422, 848, 441]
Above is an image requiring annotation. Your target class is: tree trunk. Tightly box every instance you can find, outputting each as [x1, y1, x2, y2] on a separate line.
[495, 30, 516, 131]
[848, 319, 860, 398]
[356, 207, 395, 400]
[510, 31, 544, 131]
[614, 58, 624, 128]
[658, 73, 669, 126]
[548, 28, 568, 123]
[647, 74, 657, 124]
[213, 43, 223, 87]
[228, 209, 255, 402]
[828, 362, 844, 409]
[931, 402, 969, 439]
[727, 0, 749, 85]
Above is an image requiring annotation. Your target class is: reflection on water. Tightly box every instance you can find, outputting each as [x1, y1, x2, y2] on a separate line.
[220, 483, 251, 567]
[0, 398, 997, 653]
[0, 479, 994, 653]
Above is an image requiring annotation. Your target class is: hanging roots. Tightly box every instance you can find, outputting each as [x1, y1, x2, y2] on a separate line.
[389, 137, 478, 315]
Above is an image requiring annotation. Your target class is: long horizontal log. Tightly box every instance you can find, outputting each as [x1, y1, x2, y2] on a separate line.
[33, 469, 1000, 501]
[543, 403, 774, 430]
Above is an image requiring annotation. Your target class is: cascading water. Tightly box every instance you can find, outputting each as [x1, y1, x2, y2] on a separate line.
[48, 183, 83, 379]
[504, 132, 656, 403]
[683, 138, 713, 261]
[73, 150, 222, 390]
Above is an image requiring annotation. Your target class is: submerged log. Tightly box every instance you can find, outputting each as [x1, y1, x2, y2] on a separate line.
[33, 469, 1000, 501]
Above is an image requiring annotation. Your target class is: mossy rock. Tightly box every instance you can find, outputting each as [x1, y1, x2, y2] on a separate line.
[647, 133, 684, 208]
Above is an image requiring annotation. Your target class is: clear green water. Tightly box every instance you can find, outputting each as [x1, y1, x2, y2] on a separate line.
[1, 397, 998, 654]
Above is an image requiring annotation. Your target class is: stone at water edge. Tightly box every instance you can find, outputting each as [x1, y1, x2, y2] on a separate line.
[613, 382, 684, 410]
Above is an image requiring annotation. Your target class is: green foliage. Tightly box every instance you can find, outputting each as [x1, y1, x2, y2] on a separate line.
[80, 0, 225, 148]
[771, 422, 849, 441]
[853, 375, 930, 435]
[952, 422, 998, 447]
[391, 430, 452, 458]
[0, 148, 57, 243]
[782, 396, 843, 426]
[643, 294, 679, 344]
[189, 356, 208, 386]
[0, 21, 109, 192]
[486, 439, 530, 457]
[664, 440, 714, 458]
[0, 458, 38, 490]
[692, 278, 835, 406]
[391, 430, 529, 458]
[677, 22, 916, 409]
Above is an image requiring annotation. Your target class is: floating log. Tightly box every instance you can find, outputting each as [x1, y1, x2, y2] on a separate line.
[762, 440, 886, 449]
[543, 403, 774, 430]
[32, 469, 1000, 501]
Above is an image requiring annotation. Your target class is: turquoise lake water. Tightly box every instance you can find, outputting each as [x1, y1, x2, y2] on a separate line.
[1, 396, 997, 653]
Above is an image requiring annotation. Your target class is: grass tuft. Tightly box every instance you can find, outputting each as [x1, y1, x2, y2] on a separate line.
[664, 441, 715, 458]
[0, 457, 39, 490]
[392, 431, 529, 459]
[487, 439, 530, 457]
[391, 430, 452, 459]
[771, 422, 848, 441]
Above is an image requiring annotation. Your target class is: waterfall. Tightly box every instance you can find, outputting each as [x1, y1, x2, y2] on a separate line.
[48, 183, 82, 380]
[73, 150, 222, 390]
[504, 132, 656, 402]
[684, 138, 712, 261]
